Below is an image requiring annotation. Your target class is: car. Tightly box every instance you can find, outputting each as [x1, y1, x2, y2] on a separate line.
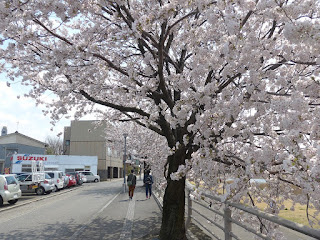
[61, 172, 69, 188]
[44, 171, 64, 191]
[0, 174, 22, 206]
[68, 172, 84, 185]
[16, 173, 54, 195]
[80, 173, 87, 183]
[66, 174, 77, 187]
[77, 171, 100, 182]
[41, 173, 55, 194]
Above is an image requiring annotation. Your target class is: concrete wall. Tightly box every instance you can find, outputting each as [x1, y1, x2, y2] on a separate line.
[63, 126, 71, 155]
[70, 141, 106, 159]
[63, 120, 124, 181]
[70, 121, 107, 142]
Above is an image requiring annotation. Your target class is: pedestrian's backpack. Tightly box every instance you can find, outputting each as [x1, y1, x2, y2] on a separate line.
[145, 175, 152, 184]
[127, 174, 133, 186]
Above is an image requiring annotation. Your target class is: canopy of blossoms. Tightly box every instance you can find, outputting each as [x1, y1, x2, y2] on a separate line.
[1, 0, 319, 238]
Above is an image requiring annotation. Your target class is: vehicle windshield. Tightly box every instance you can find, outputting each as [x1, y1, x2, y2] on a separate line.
[16, 174, 29, 182]
[5, 176, 18, 185]
[47, 173, 54, 178]
[45, 173, 51, 179]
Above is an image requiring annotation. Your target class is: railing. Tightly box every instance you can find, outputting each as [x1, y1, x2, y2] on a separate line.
[153, 179, 320, 240]
[31, 160, 45, 183]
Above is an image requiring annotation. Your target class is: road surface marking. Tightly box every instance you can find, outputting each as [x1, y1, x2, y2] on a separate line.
[70, 191, 121, 239]
[119, 196, 136, 240]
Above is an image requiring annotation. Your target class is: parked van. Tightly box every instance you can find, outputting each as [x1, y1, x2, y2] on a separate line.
[0, 174, 22, 206]
[77, 171, 100, 182]
[44, 171, 64, 191]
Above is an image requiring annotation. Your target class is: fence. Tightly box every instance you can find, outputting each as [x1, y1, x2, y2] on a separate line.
[153, 180, 320, 240]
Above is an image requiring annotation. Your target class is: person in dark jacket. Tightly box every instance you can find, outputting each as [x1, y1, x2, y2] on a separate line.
[127, 169, 137, 200]
[143, 170, 153, 199]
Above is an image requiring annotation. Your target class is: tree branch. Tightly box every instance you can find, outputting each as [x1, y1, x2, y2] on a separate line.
[79, 89, 150, 118]
[240, 10, 253, 29]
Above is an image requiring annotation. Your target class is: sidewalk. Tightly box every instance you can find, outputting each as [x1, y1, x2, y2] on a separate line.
[131, 180, 162, 240]
[132, 179, 210, 240]
[79, 178, 162, 240]
[130, 179, 210, 240]
[75, 179, 209, 240]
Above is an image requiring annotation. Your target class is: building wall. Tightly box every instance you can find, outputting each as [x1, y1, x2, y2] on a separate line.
[0, 135, 16, 144]
[0, 143, 45, 173]
[11, 154, 98, 175]
[70, 121, 107, 142]
[63, 127, 71, 155]
[16, 135, 45, 148]
[69, 121, 107, 172]
[63, 120, 123, 180]
[0, 134, 45, 148]
[69, 141, 106, 170]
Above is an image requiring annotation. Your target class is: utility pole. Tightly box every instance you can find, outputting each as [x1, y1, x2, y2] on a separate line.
[123, 133, 128, 193]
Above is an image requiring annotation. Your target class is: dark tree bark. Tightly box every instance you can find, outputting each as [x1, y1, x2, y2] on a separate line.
[160, 147, 187, 240]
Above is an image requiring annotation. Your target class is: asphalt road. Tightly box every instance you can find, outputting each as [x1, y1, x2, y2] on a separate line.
[0, 179, 161, 240]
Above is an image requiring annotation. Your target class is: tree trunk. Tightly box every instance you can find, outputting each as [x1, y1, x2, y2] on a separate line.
[159, 150, 187, 240]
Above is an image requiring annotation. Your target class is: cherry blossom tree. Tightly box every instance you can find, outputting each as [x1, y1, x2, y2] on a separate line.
[1, 0, 320, 239]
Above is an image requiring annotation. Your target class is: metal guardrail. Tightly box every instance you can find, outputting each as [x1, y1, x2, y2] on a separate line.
[154, 179, 320, 240]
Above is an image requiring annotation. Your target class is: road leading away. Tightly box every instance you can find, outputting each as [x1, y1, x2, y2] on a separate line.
[0, 179, 162, 240]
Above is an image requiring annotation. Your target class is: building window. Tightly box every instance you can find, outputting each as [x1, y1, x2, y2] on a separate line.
[65, 140, 70, 146]
[21, 164, 32, 172]
[45, 167, 58, 171]
[21, 164, 43, 172]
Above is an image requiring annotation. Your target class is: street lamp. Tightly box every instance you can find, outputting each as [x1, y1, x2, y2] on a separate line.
[123, 133, 128, 193]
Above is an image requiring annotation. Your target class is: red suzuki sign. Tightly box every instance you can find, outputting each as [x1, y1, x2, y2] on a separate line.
[15, 155, 48, 161]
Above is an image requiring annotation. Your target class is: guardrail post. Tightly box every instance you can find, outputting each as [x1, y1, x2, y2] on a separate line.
[185, 189, 192, 229]
[224, 204, 232, 240]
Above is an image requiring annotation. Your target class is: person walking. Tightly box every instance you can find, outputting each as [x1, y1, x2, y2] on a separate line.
[143, 170, 153, 199]
[127, 169, 137, 200]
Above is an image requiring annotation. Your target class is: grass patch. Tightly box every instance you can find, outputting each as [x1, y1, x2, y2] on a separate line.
[253, 199, 320, 228]
[189, 181, 319, 228]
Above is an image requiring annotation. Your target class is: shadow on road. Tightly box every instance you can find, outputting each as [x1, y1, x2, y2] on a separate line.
[0, 221, 78, 240]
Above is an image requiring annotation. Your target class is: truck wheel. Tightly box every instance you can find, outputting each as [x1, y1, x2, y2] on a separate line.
[36, 187, 45, 195]
[8, 199, 18, 204]
[94, 179, 99, 182]
[0, 196, 3, 206]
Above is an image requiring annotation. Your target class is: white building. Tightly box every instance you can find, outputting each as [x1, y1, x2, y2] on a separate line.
[11, 154, 98, 175]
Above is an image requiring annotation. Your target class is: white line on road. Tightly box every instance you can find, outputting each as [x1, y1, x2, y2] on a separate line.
[69, 191, 121, 240]
[119, 197, 136, 240]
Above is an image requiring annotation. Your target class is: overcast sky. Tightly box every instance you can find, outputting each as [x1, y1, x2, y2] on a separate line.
[0, 74, 70, 142]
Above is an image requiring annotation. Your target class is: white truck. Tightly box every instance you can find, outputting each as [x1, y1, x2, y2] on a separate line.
[15, 161, 46, 195]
